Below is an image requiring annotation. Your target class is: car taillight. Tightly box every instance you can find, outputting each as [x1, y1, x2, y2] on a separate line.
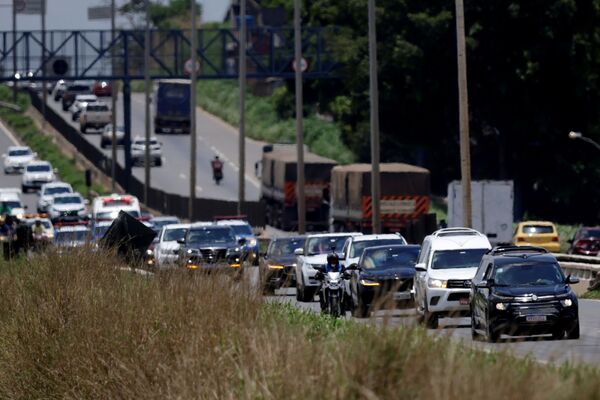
[551, 236, 559, 242]
[516, 237, 525, 242]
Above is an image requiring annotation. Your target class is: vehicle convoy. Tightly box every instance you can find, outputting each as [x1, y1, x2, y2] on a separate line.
[261, 146, 337, 231]
[0, 188, 26, 218]
[21, 161, 56, 192]
[260, 236, 306, 294]
[513, 221, 561, 253]
[154, 79, 191, 134]
[177, 224, 243, 272]
[92, 194, 141, 221]
[3, 146, 36, 174]
[346, 244, 421, 318]
[567, 226, 600, 256]
[79, 102, 112, 133]
[48, 192, 88, 223]
[414, 228, 492, 329]
[37, 182, 73, 213]
[216, 218, 258, 265]
[295, 232, 362, 302]
[341, 233, 407, 270]
[330, 163, 431, 233]
[154, 223, 189, 267]
[61, 80, 94, 111]
[131, 137, 163, 167]
[448, 180, 514, 245]
[471, 246, 580, 342]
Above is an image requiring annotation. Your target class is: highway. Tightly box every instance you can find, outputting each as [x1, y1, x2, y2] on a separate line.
[44, 93, 263, 201]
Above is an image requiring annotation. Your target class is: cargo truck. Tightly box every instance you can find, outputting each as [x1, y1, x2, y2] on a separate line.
[330, 163, 431, 233]
[154, 79, 191, 134]
[447, 180, 514, 245]
[261, 147, 337, 231]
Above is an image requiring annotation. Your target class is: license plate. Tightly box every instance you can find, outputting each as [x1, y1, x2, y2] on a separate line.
[393, 292, 411, 300]
[459, 298, 470, 305]
[526, 315, 547, 322]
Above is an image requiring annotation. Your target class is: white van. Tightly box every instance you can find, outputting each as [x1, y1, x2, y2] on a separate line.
[0, 188, 26, 218]
[414, 228, 491, 329]
[92, 194, 141, 221]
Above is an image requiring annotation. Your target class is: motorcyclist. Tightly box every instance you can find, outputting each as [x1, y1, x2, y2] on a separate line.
[317, 253, 344, 311]
[32, 219, 45, 237]
[211, 156, 224, 183]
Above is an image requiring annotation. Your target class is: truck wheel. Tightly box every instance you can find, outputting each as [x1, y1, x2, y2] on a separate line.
[100, 140, 107, 148]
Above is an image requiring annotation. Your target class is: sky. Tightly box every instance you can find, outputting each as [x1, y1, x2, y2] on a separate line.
[0, 0, 230, 31]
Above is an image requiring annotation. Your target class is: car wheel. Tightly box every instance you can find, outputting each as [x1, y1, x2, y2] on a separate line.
[80, 124, 87, 134]
[352, 295, 369, 318]
[486, 321, 500, 342]
[100, 140, 107, 148]
[156, 158, 162, 167]
[21, 185, 27, 193]
[566, 320, 580, 339]
[552, 328, 565, 340]
[424, 305, 438, 329]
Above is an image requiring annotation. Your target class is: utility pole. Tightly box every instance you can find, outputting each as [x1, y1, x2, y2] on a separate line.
[455, 0, 472, 227]
[189, 0, 198, 220]
[294, 0, 305, 234]
[110, 0, 117, 192]
[238, 0, 247, 215]
[368, 0, 381, 234]
[12, 0, 17, 102]
[41, 0, 46, 130]
[144, 0, 151, 205]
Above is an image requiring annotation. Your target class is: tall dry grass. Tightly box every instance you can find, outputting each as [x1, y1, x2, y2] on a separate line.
[0, 249, 597, 399]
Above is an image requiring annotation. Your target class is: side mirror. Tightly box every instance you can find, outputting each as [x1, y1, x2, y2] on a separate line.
[415, 263, 426, 272]
[238, 238, 247, 246]
[294, 248, 304, 256]
[476, 281, 489, 289]
[346, 263, 359, 271]
[566, 275, 580, 285]
[177, 238, 186, 245]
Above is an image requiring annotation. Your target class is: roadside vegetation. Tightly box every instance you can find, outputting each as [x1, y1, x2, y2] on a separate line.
[0, 250, 597, 398]
[0, 86, 105, 196]
[581, 289, 600, 300]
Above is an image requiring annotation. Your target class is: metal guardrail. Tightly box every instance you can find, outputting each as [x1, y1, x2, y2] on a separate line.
[554, 254, 599, 281]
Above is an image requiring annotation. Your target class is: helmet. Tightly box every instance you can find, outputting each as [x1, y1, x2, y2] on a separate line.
[35, 219, 41, 225]
[327, 253, 339, 266]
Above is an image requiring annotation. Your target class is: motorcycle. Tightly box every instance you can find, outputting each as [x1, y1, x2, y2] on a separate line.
[213, 168, 223, 185]
[315, 266, 350, 318]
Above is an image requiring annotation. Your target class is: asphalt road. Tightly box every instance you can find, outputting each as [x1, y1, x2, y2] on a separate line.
[44, 93, 262, 201]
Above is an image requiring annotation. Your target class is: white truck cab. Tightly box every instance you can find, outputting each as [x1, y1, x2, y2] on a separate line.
[92, 194, 141, 221]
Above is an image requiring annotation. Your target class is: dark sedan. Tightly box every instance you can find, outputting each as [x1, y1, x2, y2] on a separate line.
[346, 245, 420, 318]
[259, 236, 306, 294]
[568, 227, 600, 256]
[178, 225, 243, 273]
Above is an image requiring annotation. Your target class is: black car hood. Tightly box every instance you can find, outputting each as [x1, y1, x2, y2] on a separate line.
[267, 255, 296, 266]
[494, 284, 569, 297]
[361, 266, 415, 280]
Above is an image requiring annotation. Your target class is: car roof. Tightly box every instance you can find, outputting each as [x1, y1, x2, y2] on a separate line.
[492, 252, 558, 266]
[189, 223, 230, 229]
[151, 216, 180, 222]
[26, 160, 50, 166]
[306, 232, 362, 239]
[94, 221, 113, 227]
[518, 221, 556, 226]
[216, 219, 250, 226]
[41, 182, 71, 188]
[133, 136, 158, 141]
[53, 192, 81, 198]
[8, 146, 31, 151]
[363, 244, 420, 251]
[351, 234, 403, 242]
[163, 223, 190, 230]
[75, 94, 97, 99]
[426, 228, 491, 251]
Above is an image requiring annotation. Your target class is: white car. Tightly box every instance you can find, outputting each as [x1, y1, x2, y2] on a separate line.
[54, 225, 90, 248]
[294, 232, 362, 302]
[0, 188, 26, 218]
[131, 136, 163, 167]
[154, 223, 190, 267]
[3, 146, 36, 174]
[37, 182, 73, 213]
[341, 233, 407, 269]
[92, 194, 141, 221]
[80, 102, 112, 133]
[21, 161, 56, 192]
[52, 79, 68, 101]
[100, 124, 125, 148]
[48, 192, 88, 222]
[70, 94, 98, 121]
[414, 228, 492, 329]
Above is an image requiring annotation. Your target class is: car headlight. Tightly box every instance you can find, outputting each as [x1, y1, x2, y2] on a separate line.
[495, 303, 507, 311]
[359, 279, 380, 287]
[561, 298, 573, 307]
[248, 238, 257, 247]
[146, 249, 154, 256]
[428, 278, 447, 288]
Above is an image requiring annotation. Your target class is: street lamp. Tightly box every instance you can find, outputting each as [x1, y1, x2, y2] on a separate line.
[568, 131, 600, 152]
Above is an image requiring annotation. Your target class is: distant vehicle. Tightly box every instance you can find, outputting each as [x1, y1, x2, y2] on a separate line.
[21, 161, 56, 192]
[3, 146, 36, 174]
[154, 223, 189, 267]
[61, 80, 94, 111]
[131, 136, 163, 166]
[69, 94, 98, 121]
[448, 180, 514, 245]
[260, 236, 306, 294]
[52, 79, 68, 101]
[178, 224, 243, 271]
[149, 216, 180, 234]
[93, 80, 113, 97]
[513, 221, 560, 253]
[79, 102, 111, 133]
[37, 182, 73, 213]
[471, 246, 580, 342]
[567, 227, 600, 256]
[0, 188, 26, 218]
[24, 216, 54, 242]
[54, 225, 90, 248]
[100, 124, 125, 148]
[48, 192, 88, 223]
[92, 194, 141, 221]
[294, 232, 362, 302]
[216, 219, 258, 265]
[346, 245, 420, 318]
[341, 233, 407, 270]
[154, 79, 191, 134]
[414, 228, 492, 329]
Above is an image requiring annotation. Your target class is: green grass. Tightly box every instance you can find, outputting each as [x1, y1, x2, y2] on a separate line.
[429, 196, 448, 222]
[0, 86, 106, 196]
[581, 289, 600, 299]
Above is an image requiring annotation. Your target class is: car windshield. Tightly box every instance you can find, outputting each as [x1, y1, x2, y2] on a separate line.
[1, 201, 21, 209]
[54, 196, 81, 205]
[26, 164, 50, 172]
[44, 186, 71, 195]
[268, 238, 306, 257]
[494, 263, 564, 286]
[522, 225, 554, 234]
[431, 248, 488, 270]
[56, 231, 88, 242]
[8, 149, 30, 156]
[350, 238, 405, 258]
[361, 246, 420, 270]
[581, 229, 600, 239]
[229, 224, 253, 236]
[87, 105, 109, 112]
[306, 236, 351, 256]
[152, 218, 179, 230]
[95, 210, 140, 220]
[164, 228, 187, 242]
[187, 228, 235, 244]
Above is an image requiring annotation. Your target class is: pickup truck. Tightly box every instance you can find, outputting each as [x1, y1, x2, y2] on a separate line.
[80, 102, 112, 133]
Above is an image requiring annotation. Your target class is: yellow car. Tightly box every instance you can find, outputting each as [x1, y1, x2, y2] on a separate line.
[513, 221, 561, 253]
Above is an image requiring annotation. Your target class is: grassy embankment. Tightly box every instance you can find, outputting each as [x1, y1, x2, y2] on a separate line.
[0, 249, 597, 398]
[0, 86, 105, 195]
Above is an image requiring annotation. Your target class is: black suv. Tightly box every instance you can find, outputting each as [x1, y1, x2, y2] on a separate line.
[178, 225, 243, 272]
[471, 246, 580, 342]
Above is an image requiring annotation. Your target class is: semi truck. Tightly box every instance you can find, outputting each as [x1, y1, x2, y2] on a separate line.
[330, 163, 431, 233]
[447, 180, 514, 245]
[261, 146, 337, 231]
[154, 79, 191, 134]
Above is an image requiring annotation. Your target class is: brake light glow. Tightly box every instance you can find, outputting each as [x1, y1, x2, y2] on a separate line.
[551, 236, 559, 242]
[516, 237, 525, 242]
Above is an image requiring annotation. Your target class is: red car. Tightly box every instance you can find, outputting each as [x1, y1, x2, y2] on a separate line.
[568, 227, 600, 256]
[93, 81, 113, 97]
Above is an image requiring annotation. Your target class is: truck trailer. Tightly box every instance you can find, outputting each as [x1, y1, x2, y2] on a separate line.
[154, 79, 191, 134]
[330, 163, 431, 233]
[261, 147, 337, 231]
